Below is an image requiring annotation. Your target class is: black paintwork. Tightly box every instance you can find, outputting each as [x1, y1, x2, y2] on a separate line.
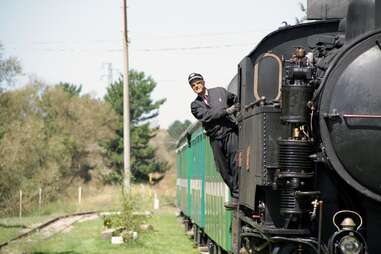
[239, 106, 288, 210]
[307, 0, 350, 20]
[241, 20, 340, 107]
[319, 29, 381, 201]
[236, 1, 381, 252]
[178, 1, 381, 253]
[377, 0, 381, 29]
[238, 20, 340, 210]
[345, 0, 376, 41]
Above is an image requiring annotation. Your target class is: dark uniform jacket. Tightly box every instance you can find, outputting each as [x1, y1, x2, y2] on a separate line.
[191, 87, 238, 139]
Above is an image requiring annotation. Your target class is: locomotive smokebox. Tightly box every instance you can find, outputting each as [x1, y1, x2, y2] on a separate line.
[319, 28, 381, 202]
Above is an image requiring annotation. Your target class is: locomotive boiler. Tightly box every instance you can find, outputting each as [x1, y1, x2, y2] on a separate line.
[176, 0, 381, 253]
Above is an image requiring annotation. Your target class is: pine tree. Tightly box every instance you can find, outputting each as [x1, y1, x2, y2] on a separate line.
[103, 70, 168, 182]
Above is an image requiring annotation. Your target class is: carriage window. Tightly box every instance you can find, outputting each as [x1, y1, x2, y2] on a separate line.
[253, 53, 282, 102]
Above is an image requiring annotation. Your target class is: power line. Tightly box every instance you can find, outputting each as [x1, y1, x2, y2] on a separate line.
[135, 43, 254, 52]
[129, 29, 270, 40]
[5, 42, 256, 54]
[1, 29, 270, 46]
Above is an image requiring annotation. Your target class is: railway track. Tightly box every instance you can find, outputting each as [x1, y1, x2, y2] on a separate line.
[0, 211, 99, 249]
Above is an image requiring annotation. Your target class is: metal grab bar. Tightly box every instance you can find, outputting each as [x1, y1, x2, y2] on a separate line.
[343, 114, 381, 119]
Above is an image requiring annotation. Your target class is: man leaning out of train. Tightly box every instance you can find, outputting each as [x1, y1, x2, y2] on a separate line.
[188, 72, 240, 209]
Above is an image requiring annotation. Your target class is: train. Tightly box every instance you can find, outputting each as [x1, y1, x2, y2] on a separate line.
[176, 0, 381, 253]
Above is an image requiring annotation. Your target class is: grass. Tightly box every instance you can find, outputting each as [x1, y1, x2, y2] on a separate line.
[0, 227, 20, 243]
[1, 184, 198, 254]
[8, 207, 199, 254]
[0, 185, 124, 245]
[0, 130, 180, 253]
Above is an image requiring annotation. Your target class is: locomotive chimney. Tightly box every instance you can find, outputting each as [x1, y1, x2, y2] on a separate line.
[376, 0, 381, 29]
[307, 0, 350, 20]
[345, 0, 375, 40]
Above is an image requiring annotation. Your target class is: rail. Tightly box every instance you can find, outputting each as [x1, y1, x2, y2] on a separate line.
[0, 211, 98, 249]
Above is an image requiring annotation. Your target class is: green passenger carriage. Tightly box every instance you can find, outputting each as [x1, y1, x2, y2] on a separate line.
[176, 122, 233, 253]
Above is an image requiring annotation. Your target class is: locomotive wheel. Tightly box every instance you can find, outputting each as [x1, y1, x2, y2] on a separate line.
[193, 225, 198, 244]
[272, 244, 316, 254]
[207, 240, 218, 254]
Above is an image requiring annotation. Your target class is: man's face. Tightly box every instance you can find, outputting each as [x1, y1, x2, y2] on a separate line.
[191, 80, 205, 95]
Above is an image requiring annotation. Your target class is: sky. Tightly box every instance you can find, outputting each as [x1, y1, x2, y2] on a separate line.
[0, 0, 306, 128]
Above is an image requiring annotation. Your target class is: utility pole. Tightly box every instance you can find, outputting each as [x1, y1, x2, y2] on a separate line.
[122, 0, 131, 193]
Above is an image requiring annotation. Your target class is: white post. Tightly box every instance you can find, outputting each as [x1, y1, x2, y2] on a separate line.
[153, 191, 159, 210]
[38, 187, 42, 215]
[78, 186, 82, 210]
[19, 190, 22, 219]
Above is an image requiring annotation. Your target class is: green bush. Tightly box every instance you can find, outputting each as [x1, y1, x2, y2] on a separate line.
[103, 192, 146, 234]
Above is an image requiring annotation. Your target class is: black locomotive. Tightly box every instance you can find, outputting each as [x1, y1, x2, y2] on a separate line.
[231, 0, 381, 253]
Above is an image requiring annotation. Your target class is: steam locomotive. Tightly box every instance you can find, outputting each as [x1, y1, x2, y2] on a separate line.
[176, 0, 381, 253]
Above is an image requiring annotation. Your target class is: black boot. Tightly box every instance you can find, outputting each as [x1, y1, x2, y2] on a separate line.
[224, 197, 238, 210]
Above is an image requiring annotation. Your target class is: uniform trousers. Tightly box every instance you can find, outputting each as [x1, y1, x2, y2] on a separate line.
[210, 131, 239, 199]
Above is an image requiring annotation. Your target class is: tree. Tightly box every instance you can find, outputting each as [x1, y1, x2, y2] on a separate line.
[168, 120, 191, 140]
[0, 42, 22, 90]
[57, 82, 82, 97]
[0, 83, 117, 215]
[103, 69, 168, 182]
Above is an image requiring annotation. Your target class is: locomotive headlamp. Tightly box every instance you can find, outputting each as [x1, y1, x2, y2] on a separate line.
[339, 235, 362, 254]
[341, 217, 356, 230]
[329, 211, 366, 254]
